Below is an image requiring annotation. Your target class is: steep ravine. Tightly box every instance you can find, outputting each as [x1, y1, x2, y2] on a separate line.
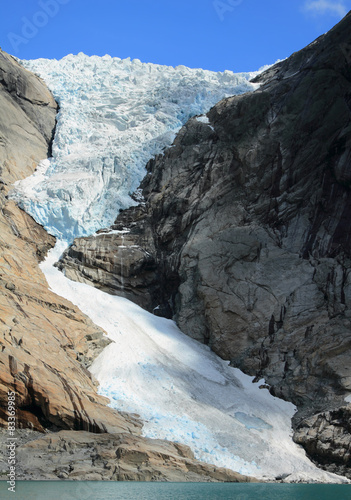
[0, 49, 255, 482]
[59, 14, 351, 477]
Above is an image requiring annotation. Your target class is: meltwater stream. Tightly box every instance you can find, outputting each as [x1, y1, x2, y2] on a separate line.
[11, 55, 348, 482]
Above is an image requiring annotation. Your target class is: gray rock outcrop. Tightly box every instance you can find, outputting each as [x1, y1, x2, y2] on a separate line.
[0, 429, 255, 482]
[0, 50, 56, 186]
[294, 404, 351, 479]
[59, 13, 351, 475]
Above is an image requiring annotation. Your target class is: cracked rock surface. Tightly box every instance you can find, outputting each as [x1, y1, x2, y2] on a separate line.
[0, 429, 255, 482]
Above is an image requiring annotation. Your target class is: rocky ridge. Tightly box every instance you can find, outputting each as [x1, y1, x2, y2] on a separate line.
[59, 14, 351, 475]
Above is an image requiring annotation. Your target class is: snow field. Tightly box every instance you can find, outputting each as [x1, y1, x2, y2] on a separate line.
[40, 243, 346, 482]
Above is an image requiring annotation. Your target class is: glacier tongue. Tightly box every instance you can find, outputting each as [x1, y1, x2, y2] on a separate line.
[11, 53, 257, 241]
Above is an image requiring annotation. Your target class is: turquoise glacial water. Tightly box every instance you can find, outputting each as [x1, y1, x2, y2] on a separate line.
[0, 482, 350, 500]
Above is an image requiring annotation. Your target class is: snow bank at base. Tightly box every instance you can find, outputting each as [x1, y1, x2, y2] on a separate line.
[40, 243, 348, 483]
[11, 54, 257, 241]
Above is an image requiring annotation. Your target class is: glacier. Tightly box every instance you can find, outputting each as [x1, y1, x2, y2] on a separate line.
[11, 53, 258, 241]
[11, 53, 348, 482]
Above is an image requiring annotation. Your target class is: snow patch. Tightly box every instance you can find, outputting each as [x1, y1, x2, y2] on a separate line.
[195, 115, 215, 131]
[196, 115, 210, 124]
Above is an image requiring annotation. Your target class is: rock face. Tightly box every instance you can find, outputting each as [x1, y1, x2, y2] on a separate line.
[0, 429, 255, 482]
[59, 204, 160, 313]
[59, 14, 351, 474]
[294, 404, 351, 479]
[0, 50, 56, 186]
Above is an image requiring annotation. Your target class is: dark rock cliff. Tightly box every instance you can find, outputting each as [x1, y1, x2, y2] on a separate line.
[59, 14, 351, 476]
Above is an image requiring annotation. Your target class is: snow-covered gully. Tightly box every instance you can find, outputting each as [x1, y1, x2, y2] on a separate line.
[40, 242, 346, 482]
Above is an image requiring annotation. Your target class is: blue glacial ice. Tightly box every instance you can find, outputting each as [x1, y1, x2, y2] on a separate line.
[11, 53, 258, 242]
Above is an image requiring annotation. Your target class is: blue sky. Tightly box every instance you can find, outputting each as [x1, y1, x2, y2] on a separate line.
[1, 0, 350, 72]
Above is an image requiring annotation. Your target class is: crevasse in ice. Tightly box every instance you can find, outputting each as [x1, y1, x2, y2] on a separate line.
[11, 53, 257, 241]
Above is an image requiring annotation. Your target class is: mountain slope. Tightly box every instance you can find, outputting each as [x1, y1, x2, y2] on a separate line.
[59, 13, 351, 476]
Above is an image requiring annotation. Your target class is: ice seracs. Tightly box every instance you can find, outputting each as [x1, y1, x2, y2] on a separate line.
[11, 53, 257, 241]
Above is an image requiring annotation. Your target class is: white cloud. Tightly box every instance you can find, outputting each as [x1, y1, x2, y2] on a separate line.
[304, 0, 347, 17]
